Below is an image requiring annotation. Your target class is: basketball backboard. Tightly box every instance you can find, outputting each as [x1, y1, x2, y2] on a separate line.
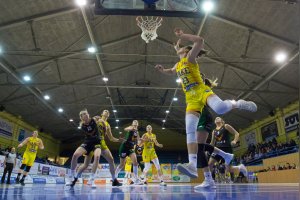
[95, 0, 205, 18]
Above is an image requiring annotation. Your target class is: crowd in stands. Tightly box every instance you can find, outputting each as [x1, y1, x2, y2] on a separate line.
[256, 162, 298, 173]
[234, 138, 298, 164]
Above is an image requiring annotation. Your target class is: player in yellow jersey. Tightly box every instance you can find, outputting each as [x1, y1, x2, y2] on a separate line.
[74, 110, 123, 187]
[155, 28, 256, 188]
[140, 125, 166, 186]
[124, 156, 133, 185]
[16, 130, 44, 186]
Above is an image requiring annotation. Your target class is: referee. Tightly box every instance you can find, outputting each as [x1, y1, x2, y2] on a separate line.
[1, 147, 17, 184]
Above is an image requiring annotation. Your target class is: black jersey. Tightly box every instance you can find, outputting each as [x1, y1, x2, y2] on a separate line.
[213, 125, 231, 148]
[81, 119, 100, 142]
[124, 130, 139, 147]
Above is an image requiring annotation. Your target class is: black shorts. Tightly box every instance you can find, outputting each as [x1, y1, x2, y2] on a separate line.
[80, 139, 101, 155]
[211, 147, 233, 164]
[119, 143, 135, 158]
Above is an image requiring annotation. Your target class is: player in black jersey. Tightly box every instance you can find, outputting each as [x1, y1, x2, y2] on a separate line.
[65, 109, 103, 187]
[135, 145, 144, 172]
[208, 117, 247, 182]
[115, 120, 143, 185]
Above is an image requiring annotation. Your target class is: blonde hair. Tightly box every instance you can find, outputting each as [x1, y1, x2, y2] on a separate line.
[215, 117, 225, 124]
[79, 109, 88, 126]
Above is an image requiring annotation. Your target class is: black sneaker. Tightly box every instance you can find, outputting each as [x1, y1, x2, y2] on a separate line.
[112, 179, 122, 187]
[70, 177, 78, 187]
[20, 180, 25, 186]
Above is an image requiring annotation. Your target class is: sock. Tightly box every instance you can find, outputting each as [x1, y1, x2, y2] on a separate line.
[189, 154, 197, 168]
[133, 165, 138, 178]
[70, 170, 75, 178]
[17, 173, 21, 180]
[204, 171, 213, 180]
[111, 173, 116, 180]
[115, 165, 122, 178]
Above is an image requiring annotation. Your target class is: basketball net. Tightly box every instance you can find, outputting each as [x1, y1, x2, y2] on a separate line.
[136, 16, 163, 43]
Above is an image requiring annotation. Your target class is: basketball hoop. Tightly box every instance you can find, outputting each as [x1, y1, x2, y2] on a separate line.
[136, 16, 163, 43]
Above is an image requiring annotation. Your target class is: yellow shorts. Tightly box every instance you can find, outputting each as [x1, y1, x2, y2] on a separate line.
[142, 149, 158, 163]
[100, 140, 109, 150]
[22, 152, 37, 167]
[125, 163, 132, 172]
[185, 85, 214, 112]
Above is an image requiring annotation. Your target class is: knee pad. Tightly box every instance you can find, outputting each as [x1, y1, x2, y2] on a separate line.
[152, 158, 161, 171]
[197, 149, 208, 168]
[186, 114, 199, 144]
[24, 166, 31, 172]
[20, 164, 27, 170]
[144, 162, 151, 172]
[207, 95, 233, 115]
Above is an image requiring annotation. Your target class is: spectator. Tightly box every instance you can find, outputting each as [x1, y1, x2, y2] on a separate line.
[278, 165, 283, 170]
[292, 163, 296, 169]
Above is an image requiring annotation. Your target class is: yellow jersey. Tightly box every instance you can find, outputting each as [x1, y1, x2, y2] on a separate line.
[144, 132, 156, 150]
[175, 57, 204, 93]
[25, 137, 41, 154]
[97, 120, 107, 140]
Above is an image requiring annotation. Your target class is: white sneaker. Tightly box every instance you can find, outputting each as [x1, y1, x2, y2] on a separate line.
[238, 164, 248, 177]
[159, 181, 167, 186]
[224, 153, 234, 165]
[177, 163, 198, 178]
[194, 179, 216, 189]
[87, 179, 97, 188]
[237, 100, 257, 112]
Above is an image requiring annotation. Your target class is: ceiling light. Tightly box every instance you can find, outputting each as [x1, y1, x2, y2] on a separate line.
[75, 0, 87, 7]
[165, 110, 170, 113]
[202, 0, 214, 13]
[58, 108, 63, 113]
[69, 119, 74, 122]
[275, 52, 287, 63]
[43, 95, 50, 100]
[102, 77, 109, 82]
[23, 75, 31, 82]
[173, 97, 178, 101]
[88, 46, 97, 53]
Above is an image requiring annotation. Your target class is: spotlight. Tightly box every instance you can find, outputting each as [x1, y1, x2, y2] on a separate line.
[162, 119, 166, 123]
[116, 119, 119, 122]
[43, 95, 50, 100]
[88, 46, 97, 53]
[113, 110, 117, 113]
[102, 77, 109, 82]
[162, 127, 165, 130]
[69, 119, 74, 122]
[75, 0, 87, 6]
[165, 110, 170, 113]
[23, 75, 31, 82]
[176, 78, 181, 83]
[275, 52, 287, 63]
[173, 97, 178, 101]
[202, 0, 214, 13]
[58, 108, 63, 113]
